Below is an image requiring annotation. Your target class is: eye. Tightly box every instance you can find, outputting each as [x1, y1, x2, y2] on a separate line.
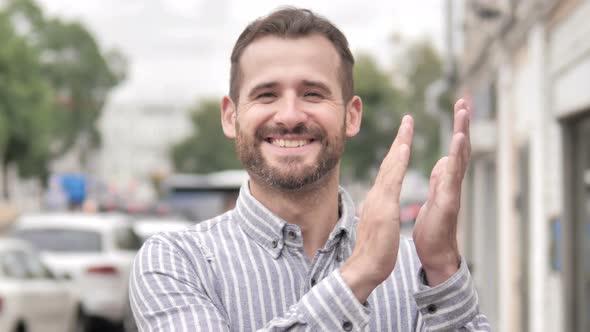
[257, 92, 276, 99]
[303, 92, 323, 100]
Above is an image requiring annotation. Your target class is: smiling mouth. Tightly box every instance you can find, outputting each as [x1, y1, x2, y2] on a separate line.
[266, 138, 314, 148]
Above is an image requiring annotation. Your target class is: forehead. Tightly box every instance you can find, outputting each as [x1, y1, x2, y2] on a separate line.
[238, 34, 342, 91]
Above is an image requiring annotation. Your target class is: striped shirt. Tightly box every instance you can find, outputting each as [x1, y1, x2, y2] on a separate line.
[130, 183, 490, 331]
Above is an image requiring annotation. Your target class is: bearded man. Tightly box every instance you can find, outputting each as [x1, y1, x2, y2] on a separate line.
[130, 7, 490, 332]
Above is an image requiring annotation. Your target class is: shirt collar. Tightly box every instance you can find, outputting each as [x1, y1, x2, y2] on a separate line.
[233, 181, 357, 259]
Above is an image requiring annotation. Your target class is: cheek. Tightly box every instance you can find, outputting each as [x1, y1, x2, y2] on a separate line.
[316, 112, 346, 133]
[237, 106, 275, 130]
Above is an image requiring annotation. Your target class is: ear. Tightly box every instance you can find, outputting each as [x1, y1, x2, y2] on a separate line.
[221, 96, 237, 138]
[345, 96, 362, 137]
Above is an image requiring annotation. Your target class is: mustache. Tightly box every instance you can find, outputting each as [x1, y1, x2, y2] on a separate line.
[255, 124, 325, 140]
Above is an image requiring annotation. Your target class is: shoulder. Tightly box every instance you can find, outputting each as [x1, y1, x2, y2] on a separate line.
[163, 210, 235, 239]
[137, 210, 237, 264]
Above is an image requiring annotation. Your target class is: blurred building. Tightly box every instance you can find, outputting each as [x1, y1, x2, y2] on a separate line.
[97, 101, 192, 203]
[459, 0, 590, 331]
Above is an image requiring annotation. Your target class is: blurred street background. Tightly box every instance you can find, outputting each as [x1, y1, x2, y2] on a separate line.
[0, 0, 589, 331]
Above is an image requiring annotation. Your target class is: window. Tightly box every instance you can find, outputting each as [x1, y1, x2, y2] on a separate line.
[0, 251, 29, 279]
[23, 250, 54, 279]
[114, 227, 142, 250]
[15, 229, 103, 252]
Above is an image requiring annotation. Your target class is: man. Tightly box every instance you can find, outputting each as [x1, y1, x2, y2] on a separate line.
[130, 7, 490, 331]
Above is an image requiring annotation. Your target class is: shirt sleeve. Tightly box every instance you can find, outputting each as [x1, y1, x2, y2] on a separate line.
[413, 258, 492, 331]
[129, 236, 371, 332]
[263, 270, 371, 331]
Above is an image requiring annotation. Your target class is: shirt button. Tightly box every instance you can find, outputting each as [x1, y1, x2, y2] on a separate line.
[288, 231, 296, 239]
[335, 253, 342, 262]
[310, 278, 316, 287]
[342, 321, 353, 331]
[271, 240, 278, 248]
[426, 304, 437, 314]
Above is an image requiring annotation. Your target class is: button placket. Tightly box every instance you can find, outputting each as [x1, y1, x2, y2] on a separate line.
[335, 248, 343, 262]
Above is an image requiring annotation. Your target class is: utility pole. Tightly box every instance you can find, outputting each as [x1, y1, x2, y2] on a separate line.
[425, 0, 454, 155]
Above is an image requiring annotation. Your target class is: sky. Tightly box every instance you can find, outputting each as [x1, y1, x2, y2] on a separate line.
[36, 0, 446, 106]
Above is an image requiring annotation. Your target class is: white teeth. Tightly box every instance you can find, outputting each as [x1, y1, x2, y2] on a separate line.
[271, 139, 310, 147]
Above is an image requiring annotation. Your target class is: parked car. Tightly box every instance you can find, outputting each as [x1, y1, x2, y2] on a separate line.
[131, 217, 192, 243]
[13, 213, 142, 332]
[0, 237, 83, 332]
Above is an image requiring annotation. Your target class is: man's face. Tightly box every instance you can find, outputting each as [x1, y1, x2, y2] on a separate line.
[228, 35, 356, 191]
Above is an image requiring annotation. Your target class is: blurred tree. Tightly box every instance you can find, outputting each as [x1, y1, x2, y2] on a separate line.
[172, 99, 241, 173]
[5, 0, 126, 162]
[0, 11, 54, 198]
[342, 54, 405, 181]
[394, 39, 446, 175]
[38, 19, 126, 158]
[344, 39, 447, 180]
[0, 0, 125, 198]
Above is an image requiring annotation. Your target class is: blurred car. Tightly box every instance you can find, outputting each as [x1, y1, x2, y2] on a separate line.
[132, 217, 192, 243]
[0, 237, 83, 332]
[12, 213, 142, 332]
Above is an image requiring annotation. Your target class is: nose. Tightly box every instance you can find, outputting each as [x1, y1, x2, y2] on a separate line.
[273, 93, 308, 129]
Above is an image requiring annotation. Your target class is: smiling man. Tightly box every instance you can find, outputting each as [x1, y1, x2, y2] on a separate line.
[130, 7, 490, 331]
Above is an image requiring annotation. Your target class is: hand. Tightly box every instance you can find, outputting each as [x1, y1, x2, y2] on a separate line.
[341, 115, 414, 303]
[413, 99, 471, 286]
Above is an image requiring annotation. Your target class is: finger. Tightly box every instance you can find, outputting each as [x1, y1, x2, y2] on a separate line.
[442, 133, 466, 192]
[453, 98, 466, 113]
[451, 100, 471, 175]
[372, 115, 415, 199]
[376, 115, 413, 177]
[374, 143, 412, 198]
[453, 100, 470, 136]
[390, 115, 414, 154]
[374, 142, 411, 199]
[453, 110, 471, 174]
[427, 156, 448, 200]
[462, 120, 471, 174]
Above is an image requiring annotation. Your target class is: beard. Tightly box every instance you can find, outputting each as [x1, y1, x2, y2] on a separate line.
[235, 122, 345, 191]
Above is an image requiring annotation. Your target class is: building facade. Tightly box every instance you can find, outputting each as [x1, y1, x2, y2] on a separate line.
[97, 101, 193, 203]
[459, 0, 590, 331]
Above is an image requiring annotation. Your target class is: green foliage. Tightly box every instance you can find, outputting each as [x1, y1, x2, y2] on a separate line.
[344, 39, 447, 180]
[0, 11, 53, 181]
[172, 100, 241, 173]
[38, 18, 125, 154]
[0, 0, 126, 197]
[4, 0, 125, 155]
[399, 40, 444, 175]
[342, 54, 405, 180]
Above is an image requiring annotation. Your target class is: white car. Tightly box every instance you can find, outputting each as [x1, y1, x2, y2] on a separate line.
[132, 217, 192, 243]
[13, 213, 141, 332]
[0, 237, 83, 332]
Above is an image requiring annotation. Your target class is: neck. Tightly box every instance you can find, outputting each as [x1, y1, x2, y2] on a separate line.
[249, 169, 341, 260]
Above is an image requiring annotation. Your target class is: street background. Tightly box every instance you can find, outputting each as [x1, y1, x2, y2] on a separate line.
[0, 0, 589, 331]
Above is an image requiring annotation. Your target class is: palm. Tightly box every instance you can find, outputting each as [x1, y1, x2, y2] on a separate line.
[412, 99, 471, 283]
[413, 157, 460, 267]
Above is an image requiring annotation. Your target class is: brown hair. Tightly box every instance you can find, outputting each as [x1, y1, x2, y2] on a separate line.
[229, 7, 355, 104]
